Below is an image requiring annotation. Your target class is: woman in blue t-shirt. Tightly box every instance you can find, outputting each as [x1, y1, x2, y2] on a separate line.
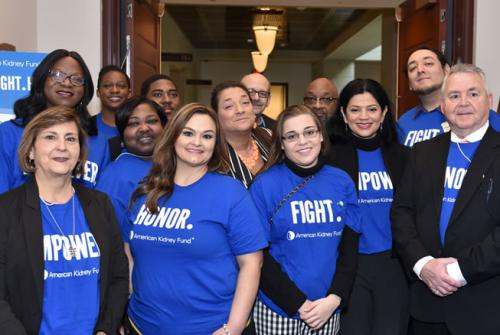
[250, 105, 361, 335]
[0, 49, 110, 193]
[0, 106, 129, 334]
[123, 103, 267, 335]
[326, 79, 409, 335]
[96, 96, 167, 237]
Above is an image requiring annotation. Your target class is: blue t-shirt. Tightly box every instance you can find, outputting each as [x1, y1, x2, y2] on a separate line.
[249, 164, 361, 317]
[40, 194, 100, 334]
[96, 152, 151, 237]
[397, 106, 447, 147]
[357, 149, 394, 254]
[439, 141, 480, 245]
[96, 113, 119, 141]
[124, 172, 267, 335]
[0, 119, 110, 193]
[397, 106, 500, 147]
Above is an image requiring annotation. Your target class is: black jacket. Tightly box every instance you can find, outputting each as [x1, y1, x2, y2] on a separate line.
[0, 178, 129, 335]
[391, 128, 500, 334]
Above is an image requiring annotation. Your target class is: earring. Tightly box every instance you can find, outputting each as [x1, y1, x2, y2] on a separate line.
[380, 122, 383, 131]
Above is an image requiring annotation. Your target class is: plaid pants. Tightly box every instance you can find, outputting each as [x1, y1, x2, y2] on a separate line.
[253, 299, 340, 335]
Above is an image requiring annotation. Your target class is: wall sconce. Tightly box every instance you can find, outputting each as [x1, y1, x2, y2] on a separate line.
[252, 25, 278, 55]
[251, 51, 268, 73]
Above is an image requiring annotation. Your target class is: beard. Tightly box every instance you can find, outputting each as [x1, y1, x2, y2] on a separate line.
[413, 82, 442, 96]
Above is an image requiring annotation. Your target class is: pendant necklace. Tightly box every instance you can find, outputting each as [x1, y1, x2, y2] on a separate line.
[41, 189, 78, 259]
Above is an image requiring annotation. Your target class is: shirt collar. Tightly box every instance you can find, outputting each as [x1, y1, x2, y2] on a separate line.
[412, 105, 441, 120]
[450, 121, 489, 143]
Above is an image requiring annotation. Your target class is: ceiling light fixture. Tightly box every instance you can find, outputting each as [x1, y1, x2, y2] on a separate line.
[251, 51, 268, 73]
[253, 25, 278, 55]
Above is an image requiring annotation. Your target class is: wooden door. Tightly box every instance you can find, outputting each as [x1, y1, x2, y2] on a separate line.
[396, 0, 448, 117]
[124, 0, 162, 95]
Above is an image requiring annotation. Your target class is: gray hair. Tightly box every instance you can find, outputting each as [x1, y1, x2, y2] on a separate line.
[441, 63, 489, 94]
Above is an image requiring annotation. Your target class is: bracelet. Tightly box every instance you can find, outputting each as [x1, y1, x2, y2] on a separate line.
[222, 323, 231, 335]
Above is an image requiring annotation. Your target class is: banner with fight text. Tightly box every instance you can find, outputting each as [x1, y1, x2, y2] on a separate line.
[0, 51, 46, 123]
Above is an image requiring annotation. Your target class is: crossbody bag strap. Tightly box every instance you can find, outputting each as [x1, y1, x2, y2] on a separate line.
[269, 175, 315, 224]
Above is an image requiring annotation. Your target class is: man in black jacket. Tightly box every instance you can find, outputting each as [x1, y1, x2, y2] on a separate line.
[391, 63, 500, 335]
[241, 73, 276, 130]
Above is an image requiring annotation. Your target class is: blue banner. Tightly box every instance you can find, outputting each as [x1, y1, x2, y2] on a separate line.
[0, 51, 46, 122]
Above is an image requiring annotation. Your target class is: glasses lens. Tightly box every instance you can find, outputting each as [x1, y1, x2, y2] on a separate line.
[258, 91, 269, 99]
[70, 76, 85, 86]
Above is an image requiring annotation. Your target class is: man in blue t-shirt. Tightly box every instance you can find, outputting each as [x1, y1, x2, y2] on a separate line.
[392, 63, 500, 335]
[397, 47, 450, 147]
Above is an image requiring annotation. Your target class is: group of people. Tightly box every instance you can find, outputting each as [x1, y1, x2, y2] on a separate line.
[0, 45, 499, 335]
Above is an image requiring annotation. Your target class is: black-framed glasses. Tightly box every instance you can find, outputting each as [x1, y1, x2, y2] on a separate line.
[282, 128, 320, 143]
[248, 89, 270, 99]
[48, 70, 85, 87]
[303, 96, 337, 106]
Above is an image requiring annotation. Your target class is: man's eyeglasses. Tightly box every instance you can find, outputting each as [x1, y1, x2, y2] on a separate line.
[282, 128, 320, 143]
[303, 96, 337, 106]
[48, 70, 85, 87]
[248, 89, 270, 99]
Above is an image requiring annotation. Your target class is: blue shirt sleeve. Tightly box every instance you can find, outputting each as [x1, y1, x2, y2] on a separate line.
[95, 166, 129, 239]
[226, 187, 268, 256]
[249, 177, 272, 241]
[342, 176, 362, 234]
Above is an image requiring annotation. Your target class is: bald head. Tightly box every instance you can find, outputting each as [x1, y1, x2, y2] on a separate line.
[304, 77, 339, 122]
[241, 73, 271, 116]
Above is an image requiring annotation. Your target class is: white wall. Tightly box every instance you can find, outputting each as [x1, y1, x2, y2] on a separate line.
[37, 0, 102, 114]
[319, 60, 355, 92]
[0, 0, 37, 51]
[161, 10, 197, 103]
[475, 0, 500, 110]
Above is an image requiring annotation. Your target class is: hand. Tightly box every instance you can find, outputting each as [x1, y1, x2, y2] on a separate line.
[298, 299, 314, 315]
[299, 294, 341, 330]
[212, 323, 243, 335]
[421, 257, 461, 297]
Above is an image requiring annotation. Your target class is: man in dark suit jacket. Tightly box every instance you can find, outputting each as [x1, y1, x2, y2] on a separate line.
[391, 63, 500, 335]
[241, 73, 276, 131]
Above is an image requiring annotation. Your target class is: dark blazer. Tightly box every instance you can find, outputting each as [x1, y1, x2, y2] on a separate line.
[259, 114, 276, 131]
[391, 127, 500, 335]
[0, 178, 129, 335]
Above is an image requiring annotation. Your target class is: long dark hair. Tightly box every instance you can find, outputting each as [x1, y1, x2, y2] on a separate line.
[133, 103, 230, 213]
[263, 105, 329, 171]
[12, 49, 95, 135]
[327, 79, 397, 145]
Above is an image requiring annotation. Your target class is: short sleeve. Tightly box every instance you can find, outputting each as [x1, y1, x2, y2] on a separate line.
[343, 177, 362, 234]
[95, 166, 128, 238]
[226, 189, 268, 256]
[249, 177, 272, 241]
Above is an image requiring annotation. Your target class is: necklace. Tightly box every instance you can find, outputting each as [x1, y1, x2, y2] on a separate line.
[238, 138, 262, 175]
[456, 142, 472, 164]
[41, 189, 78, 259]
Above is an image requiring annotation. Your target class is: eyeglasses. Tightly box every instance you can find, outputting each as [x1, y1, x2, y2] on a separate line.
[248, 89, 270, 99]
[48, 70, 85, 87]
[303, 96, 337, 106]
[282, 128, 320, 143]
